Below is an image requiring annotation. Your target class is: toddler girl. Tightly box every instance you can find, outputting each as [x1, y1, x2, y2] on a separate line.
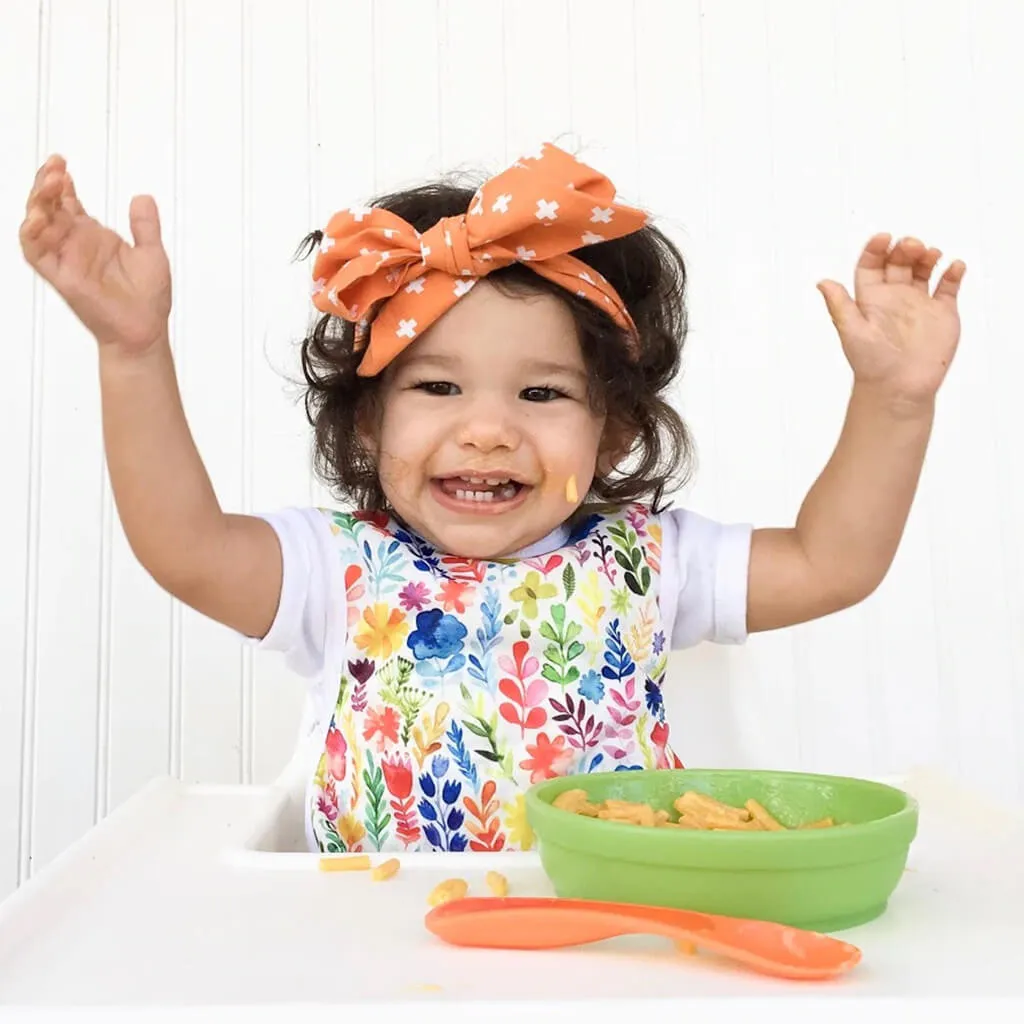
[20, 142, 964, 854]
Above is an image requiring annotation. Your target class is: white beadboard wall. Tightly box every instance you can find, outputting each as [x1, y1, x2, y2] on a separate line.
[1, 0, 1022, 897]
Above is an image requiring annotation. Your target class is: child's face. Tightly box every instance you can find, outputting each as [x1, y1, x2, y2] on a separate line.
[368, 280, 609, 558]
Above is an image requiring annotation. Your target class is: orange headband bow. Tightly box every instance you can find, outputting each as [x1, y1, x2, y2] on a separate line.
[311, 142, 648, 376]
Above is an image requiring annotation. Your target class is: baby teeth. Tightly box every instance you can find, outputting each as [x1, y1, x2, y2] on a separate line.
[451, 484, 520, 503]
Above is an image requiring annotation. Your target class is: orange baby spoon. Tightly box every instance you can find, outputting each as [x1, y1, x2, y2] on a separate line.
[425, 897, 861, 981]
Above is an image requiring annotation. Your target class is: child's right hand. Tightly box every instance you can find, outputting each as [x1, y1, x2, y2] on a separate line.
[19, 154, 171, 356]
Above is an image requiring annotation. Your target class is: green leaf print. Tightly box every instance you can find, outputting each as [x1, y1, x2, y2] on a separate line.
[562, 563, 576, 600]
[539, 604, 585, 688]
[362, 753, 391, 851]
[650, 653, 668, 682]
[461, 712, 503, 768]
[334, 675, 349, 717]
[608, 521, 650, 596]
[607, 521, 637, 548]
[378, 656, 429, 744]
[636, 713, 655, 770]
[329, 511, 363, 546]
[461, 693, 513, 779]
[316, 812, 347, 854]
[377, 655, 414, 690]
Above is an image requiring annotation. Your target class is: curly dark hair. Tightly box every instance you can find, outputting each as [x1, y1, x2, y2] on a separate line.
[297, 178, 693, 514]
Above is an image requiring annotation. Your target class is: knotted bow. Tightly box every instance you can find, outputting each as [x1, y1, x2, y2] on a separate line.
[311, 142, 647, 376]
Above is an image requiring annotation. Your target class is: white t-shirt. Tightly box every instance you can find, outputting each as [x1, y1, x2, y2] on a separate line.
[255, 505, 752, 678]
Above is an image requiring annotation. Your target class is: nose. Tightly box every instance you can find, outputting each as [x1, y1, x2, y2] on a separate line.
[455, 393, 522, 454]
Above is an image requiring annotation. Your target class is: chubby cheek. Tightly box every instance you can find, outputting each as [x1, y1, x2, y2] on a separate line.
[540, 418, 604, 497]
[366, 403, 416, 489]
[375, 424, 425, 488]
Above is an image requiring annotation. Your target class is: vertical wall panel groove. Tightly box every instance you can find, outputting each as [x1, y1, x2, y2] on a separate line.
[960, 2, 1016, 788]
[30, 0, 109, 874]
[969, 0, 1024, 790]
[435, 0, 444, 169]
[305, 0, 318, 509]
[248, 0, 317, 781]
[94, 0, 117, 824]
[897, 0, 953, 783]
[499, 1, 508, 165]
[0, 0, 40, 895]
[177, 0, 246, 784]
[15, 0, 50, 887]
[758, 0, 807, 772]
[239, 0, 254, 786]
[168, 0, 185, 782]
[104, 0, 175, 814]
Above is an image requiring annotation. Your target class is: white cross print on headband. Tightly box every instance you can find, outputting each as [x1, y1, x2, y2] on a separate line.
[311, 141, 648, 376]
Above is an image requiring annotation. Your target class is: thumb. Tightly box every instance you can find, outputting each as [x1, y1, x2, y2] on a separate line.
[129, 194, 163, 249]
[816, 279, 859, 332]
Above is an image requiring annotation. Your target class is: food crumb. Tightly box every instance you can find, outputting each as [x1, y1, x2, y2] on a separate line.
[371, 857, 401, 881]
[485, 870, 508, 897]
[319, 854, 371, 872]
[427, 878, 469, 907]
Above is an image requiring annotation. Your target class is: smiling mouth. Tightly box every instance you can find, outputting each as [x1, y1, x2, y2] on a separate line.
[432, 475, 529, 507]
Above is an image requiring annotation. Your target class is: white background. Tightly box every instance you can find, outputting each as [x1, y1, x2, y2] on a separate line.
[1, 0, 1022, 900]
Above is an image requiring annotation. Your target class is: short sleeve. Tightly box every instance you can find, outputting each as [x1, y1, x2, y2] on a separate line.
[249, 506, 342, 680]
[658, 507, 753, 650]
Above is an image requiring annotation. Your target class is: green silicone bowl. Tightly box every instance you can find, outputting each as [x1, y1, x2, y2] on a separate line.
[526, 768, 918, 932]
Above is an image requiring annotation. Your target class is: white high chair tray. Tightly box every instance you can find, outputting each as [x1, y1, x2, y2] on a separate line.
[0, 768, 1022, 1020]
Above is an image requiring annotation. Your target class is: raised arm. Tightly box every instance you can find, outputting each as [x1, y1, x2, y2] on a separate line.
[747, 234, 965, 633]
[20, 155, 282, 638]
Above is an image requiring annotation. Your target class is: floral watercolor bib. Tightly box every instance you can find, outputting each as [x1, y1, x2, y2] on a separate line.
[310, 503, 682, 854]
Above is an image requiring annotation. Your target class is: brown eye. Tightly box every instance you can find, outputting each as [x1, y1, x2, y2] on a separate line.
[521, 386, 565, 402]
[414, 381, 460, 396]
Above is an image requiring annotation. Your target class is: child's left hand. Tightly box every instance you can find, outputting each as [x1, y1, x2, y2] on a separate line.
[817, 234, 966, 409]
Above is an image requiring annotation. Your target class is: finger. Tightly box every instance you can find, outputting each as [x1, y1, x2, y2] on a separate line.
[911, 246, 942, 292]
[61, 171, 86, 218]
[884, 236, 926, 285]
[817, 280, 864, 333]
[933, 260, 966, 305]
[19, 212, 62, 283]
[853, 233, 893, 297]
[19, 206, 51, 241]
[129, 195, 163, 249]
[26, 155, 67, 213]
[26, 169, 65, 218]
[19, 205, 75, 274]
